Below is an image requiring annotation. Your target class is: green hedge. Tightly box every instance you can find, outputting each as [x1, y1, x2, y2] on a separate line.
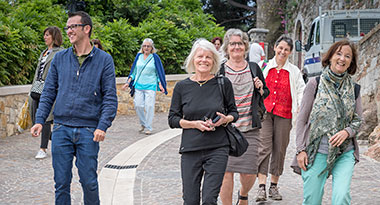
[0, 0, 225, 86]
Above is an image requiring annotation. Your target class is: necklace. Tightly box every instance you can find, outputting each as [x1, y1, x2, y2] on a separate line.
[191, 76, 212, 87]
[195, 79, 210, 87]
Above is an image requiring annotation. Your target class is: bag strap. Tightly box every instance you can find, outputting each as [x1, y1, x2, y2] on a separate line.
[314, 76, 360, 99]
[248, 62, 257, 77]
[219, 63, 225, 76]
[132, 56, 153, 85]
[217, 76, 227, 114]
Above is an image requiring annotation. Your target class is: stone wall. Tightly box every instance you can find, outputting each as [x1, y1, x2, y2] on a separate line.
[0, 87, 29, 137]
[0, 74, 190, 138]
[356, 24, 380, 160]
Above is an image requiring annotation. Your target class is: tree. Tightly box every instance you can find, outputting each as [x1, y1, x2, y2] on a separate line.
[201, 0, 256, 31]
[0, 0, 225, 85]
[0, 0, 67, 86]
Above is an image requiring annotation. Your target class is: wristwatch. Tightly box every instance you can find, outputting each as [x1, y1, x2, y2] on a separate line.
[296, 150, 305, 156]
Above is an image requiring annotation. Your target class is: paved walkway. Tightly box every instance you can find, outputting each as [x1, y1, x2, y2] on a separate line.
[1, 112, 380, 204]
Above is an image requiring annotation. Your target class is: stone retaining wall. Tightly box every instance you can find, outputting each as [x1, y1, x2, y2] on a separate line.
[0, 74, 190, 138]
[356, 24, 380, 160]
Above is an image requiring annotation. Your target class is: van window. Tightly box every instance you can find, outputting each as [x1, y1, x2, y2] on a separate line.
[332, 19, 358, 37]
[360, 19, 380, 34]
[316, 21, 320, 45]
[306, 22, 315, 51]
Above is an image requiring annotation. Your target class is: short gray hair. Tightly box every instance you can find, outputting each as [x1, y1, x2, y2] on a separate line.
[139, 38, 157, 54]
[221, 28, 249, 59]
[184, 39, 221, 75]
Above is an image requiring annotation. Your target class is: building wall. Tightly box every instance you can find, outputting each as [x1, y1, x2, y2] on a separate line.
[0, 74, 190, 138]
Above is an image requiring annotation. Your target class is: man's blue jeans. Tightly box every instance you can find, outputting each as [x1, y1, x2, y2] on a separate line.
[51, 124, 100, 205]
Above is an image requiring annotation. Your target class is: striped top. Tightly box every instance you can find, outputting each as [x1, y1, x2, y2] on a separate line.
[225, 64, 254, 132]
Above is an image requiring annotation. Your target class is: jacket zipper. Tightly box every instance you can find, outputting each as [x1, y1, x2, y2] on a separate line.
[76, 54, 92, 80]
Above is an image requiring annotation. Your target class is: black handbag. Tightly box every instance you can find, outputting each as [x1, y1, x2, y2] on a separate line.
[217, 76, 249, 157]
[30, 80, 44, 100]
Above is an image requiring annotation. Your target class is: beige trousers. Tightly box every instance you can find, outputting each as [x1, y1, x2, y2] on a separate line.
[257, 112, 292, 176]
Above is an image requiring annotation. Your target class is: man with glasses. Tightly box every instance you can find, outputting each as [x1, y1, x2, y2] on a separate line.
[31, 11, 117, 205]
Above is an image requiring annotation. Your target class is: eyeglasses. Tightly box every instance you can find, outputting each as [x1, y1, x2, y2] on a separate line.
[64, 24, 87, 31]
[142, 45, 152, 48]
[229, 42, 244, 47]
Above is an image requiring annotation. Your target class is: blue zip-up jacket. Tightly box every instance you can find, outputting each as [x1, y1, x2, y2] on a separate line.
[35, 46, 118, 132]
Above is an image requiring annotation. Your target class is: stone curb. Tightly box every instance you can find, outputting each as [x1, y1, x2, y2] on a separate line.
[99, 128, 182, 205]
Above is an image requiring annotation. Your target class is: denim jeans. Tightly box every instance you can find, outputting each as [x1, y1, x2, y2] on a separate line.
[134, 89, 156, 131]
[51, 124, 100, 205]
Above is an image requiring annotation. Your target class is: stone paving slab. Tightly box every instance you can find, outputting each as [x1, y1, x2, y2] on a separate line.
[134, 129, 380, 205]
[0, 113, 169, 205]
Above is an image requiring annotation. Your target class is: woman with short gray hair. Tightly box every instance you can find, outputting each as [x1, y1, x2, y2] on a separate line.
[219, 28, 269, 205]
[123, 38, 167, 135]
[169, 39, 238, 204]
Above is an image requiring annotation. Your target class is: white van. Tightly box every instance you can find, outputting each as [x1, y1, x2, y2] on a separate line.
[295, 8, 380, 80]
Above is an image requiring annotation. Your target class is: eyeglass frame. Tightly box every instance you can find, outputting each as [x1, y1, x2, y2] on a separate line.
[228, 41, 244, 47]
[142, 45, 152, 48]
[63, 24, 88, 31]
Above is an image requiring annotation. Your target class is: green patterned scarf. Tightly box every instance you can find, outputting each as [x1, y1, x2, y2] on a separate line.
[306, 67, 357, 177]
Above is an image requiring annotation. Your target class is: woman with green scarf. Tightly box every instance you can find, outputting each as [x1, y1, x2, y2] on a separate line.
[292, 40, 362, 205]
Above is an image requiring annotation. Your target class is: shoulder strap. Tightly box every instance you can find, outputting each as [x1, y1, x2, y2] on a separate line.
[217, 76, 227, 113]
[248, 62, 257, 78]
[314, 76, 360, 100]
[354, 84, 360, 100]
[134, 56, 153, 84]
[314, 76, 321, 99]
[219, 63, 225, 76]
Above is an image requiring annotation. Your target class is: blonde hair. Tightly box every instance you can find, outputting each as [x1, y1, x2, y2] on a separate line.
[184, 39, 221, 75]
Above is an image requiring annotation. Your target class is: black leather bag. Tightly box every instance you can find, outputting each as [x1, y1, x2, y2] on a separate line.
[30, 80, 44, 100]
[217, 76, 249, 157]
[129, 83, 136, 97]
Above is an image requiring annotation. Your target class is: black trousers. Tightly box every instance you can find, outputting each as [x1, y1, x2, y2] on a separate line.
[181, 146, 229, 205]
[31, 98, 52, 149]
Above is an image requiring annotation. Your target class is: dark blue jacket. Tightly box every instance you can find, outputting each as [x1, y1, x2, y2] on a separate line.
[127, 53, 168, 95]
[36, 46, 118, 132]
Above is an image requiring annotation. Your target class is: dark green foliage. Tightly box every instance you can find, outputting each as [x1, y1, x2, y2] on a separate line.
[201, 0, 256, 31]
[0, 0, 67, 86]
[1, 0, 224, 85]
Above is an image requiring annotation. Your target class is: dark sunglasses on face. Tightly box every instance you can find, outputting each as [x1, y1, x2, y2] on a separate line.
[64, 24, 87, 31]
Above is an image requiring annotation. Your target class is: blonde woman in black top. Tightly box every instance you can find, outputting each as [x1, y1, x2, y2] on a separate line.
[168, 39, 238, 204]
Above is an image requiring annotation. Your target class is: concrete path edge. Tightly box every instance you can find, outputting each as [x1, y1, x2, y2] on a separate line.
[99, 128, 182, 205]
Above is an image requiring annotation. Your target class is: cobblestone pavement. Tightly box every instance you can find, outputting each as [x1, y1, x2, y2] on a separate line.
[1, 112, 380, 204]
[0, 113, 169, 205]
[134, 128, 380, 205]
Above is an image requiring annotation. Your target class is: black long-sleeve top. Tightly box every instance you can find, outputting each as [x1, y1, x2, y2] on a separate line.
[168, 76, 239, 153]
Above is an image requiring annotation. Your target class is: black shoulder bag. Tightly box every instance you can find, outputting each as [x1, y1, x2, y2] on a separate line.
[217, 76, 249, 157]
